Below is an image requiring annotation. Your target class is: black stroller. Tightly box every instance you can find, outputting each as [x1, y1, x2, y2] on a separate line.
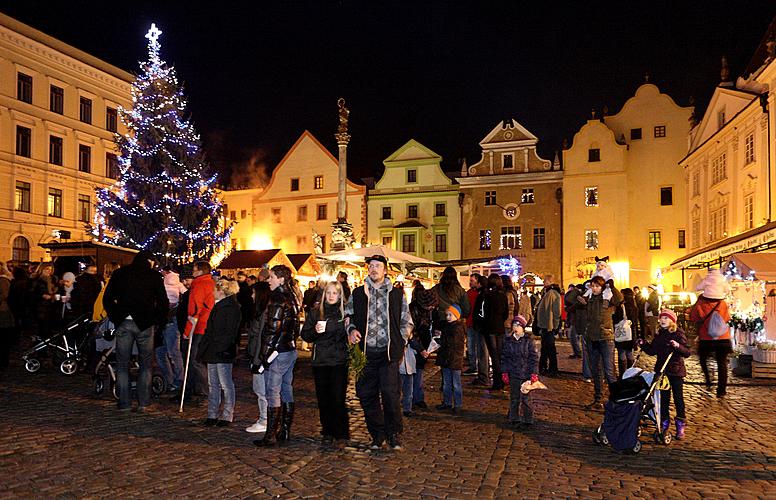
[592, 352, 674, 453]
[92, 324, 166, 400]
[22, 315, 93, 375]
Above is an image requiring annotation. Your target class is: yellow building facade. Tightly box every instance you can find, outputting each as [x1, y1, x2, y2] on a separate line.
[562, 84, 693, 290]
[222, 131, 366, 254]
[0, 13, 132, 264]
[367, 139, 461, 261]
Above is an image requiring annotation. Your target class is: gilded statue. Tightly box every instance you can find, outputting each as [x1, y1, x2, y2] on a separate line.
[337, 98, 349, 135]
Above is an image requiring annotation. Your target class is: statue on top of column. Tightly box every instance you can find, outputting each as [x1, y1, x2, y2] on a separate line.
[337, 98, 350, 135]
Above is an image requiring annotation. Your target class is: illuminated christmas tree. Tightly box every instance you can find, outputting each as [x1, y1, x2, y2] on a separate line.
[92, 24, 232, 265]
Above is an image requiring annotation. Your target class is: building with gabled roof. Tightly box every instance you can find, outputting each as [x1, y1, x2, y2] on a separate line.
[222, 131, 366, 255]
[457, 119, 561, 281]
[366, 139, 461, 262]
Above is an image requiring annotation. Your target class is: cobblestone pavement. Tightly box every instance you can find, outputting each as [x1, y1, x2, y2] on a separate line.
[1, 338, 775, 499]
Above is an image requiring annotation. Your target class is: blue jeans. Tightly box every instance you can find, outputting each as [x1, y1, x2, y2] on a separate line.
[412, 368, 425, 404]
[442, 368, 462, 408]
[466, 326, 479, 370]
[115, 319, 154, 409]
[569, 325, 582, 357]
[587, 339, 616, 401]
[263, 350, 297, 407]
[207, 363, 235, 421]
[581, 336, 592, 379]
[400, 373, 414, 412]
[155, 318, 184, 388]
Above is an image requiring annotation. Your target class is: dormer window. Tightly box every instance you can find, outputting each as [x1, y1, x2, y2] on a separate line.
[503, 153, 514, 170]
[588, 148, 601, 162]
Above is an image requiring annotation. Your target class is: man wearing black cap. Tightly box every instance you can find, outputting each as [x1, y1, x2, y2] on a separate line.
[103, 251, 168, 411]
[345, 254, 413, 451]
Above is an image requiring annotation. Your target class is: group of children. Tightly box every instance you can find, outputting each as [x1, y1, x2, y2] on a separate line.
[400, 298, 693, 440]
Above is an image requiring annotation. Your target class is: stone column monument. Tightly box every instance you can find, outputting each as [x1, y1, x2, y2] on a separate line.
[330, 98, 355, 251]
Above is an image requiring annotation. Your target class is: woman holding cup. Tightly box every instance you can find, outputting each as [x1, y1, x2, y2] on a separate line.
[300, 281, 350, 447]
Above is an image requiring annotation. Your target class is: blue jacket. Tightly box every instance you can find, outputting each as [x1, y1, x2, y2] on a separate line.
[501, 334, 538, 380]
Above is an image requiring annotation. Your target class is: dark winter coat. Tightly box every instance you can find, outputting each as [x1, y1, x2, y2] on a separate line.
[300, 302, 349, 367]
[409, 301, 433, 369]
[0, 276, 13, 329]
[197, 295, 242, 364]
[252, 281, 271, 318]
[501, 334, 539, 380]
[431, 283, 470, 323]
[102, 255, 168, 332]
[347, 283, 409, 362]
[258, 285, 299, 359]
[640, 327, 691, 377]
[475, 287, 509, 336]
[69, 272, 102, 319]
[436, 319, 465, 370]
[613, 289, 639, 350]
[176, 290, 190, 335]
[583, 287, 623, 342]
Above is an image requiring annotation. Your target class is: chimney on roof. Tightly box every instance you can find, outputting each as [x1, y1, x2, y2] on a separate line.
[720, 55, 733, 87]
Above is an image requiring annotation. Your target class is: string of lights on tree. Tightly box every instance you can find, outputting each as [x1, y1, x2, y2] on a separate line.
[90, 24, 233, 265]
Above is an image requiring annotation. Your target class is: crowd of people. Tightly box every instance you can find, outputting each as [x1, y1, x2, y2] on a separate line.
[0, 253, 734, 449]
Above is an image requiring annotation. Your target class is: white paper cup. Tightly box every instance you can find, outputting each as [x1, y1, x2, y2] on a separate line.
[317, 320, 327, 332]
[54, 294, 61, 301]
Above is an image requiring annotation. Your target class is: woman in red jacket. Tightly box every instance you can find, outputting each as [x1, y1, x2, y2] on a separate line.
[688, 270, 731, 397]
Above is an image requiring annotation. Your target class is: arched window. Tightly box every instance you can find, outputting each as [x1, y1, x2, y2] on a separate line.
[12, 236, 30, 261]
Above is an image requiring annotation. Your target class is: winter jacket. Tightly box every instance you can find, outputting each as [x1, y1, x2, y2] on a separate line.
[640, 327, 691, 377]
[409, 301, 433, 369]
[501, 334, 538, 380]
[465, 288, 478, 328]
[431, 283, 470, 323]
[163, 272, 187, 306]
[184, 274, 215, 337]
[613, 289, 639, 349]
[535, 286, 562, 331]
[253, 281, 271, 318]
[176, 290, 190, 335]
[518, 294, 533, 326]
[475, 287, 508, 336]
[102, 256, 168, 332]
[197, 295, 241, 364]
[70, 272, 101, 319]
[436, 319, 465, 370]
[583, 287, 623, 342]
[645, 291, 660, 317]
[688, 295, 731, 341]
[564, 287, 581, 324]
[504, 290, 516, 331]
[300, 301, 349, 367]
[0, 276, 13, 329]
[257, 285, 299, 363]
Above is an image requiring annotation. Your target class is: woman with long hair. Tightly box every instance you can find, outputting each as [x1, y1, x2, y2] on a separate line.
[431, 267, 470, 322]
[300, 281, 350, 447]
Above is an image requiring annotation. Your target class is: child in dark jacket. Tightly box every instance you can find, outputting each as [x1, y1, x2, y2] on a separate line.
[501, 315, 539, 427]
[639, 309, 691, 439]
[436, 304, 466, 413]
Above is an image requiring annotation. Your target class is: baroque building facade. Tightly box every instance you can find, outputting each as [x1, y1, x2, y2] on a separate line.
[0, 13, 132, 264]
[366, 139, 461, 261]
[562, 84, 693, 290]
[457, 119, 561, 280]
[222, 131, 366, 254]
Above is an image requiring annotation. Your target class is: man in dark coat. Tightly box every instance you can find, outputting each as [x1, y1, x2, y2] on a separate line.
[70, 264, 101, 318]
[103, 251, 168, 411]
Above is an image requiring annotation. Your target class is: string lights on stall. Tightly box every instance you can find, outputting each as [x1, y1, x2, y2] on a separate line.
[91, 24, 233, 265]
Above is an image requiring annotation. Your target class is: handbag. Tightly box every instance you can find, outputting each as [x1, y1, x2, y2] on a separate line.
[614, 304, 632, 342]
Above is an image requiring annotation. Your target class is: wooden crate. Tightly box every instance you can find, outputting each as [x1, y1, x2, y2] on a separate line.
[752, 361, 776, 379]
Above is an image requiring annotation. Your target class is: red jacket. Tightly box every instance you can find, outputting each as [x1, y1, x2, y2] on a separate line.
[688, 295, 731, 341]
[184, 274, 215, 337]
[466, 288, 478, 328]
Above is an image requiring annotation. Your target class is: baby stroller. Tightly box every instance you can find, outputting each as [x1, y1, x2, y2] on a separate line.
[92, 323, 166, 400]
[592, 352, 674, 453]
[22, 314, 93, 375]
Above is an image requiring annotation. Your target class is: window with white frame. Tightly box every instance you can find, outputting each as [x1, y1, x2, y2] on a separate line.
[709, 206, 728, 241]
[585, 187, 599, 207]
[585, 230, 599, 250]
[500, 226, 521, 250]
[692, 170, 700, 197]
[744, 194, 754, 230]
[521, 188, 535, 204]
[710, 153, 727, 185]
[745, 133, 755, 165]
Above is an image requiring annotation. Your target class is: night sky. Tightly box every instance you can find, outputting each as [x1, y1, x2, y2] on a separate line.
[3, 1, 775, 187]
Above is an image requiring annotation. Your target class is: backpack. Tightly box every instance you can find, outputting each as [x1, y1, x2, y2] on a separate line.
[698, 301, 727, 339]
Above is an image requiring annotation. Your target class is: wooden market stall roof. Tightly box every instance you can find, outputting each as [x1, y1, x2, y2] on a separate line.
[217, 249, 292, 271]
[287, 253, 322, 276]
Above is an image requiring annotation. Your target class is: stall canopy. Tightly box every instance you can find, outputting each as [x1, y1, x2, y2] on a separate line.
[217, 249, 292, 271]
[725, 253, 776, 282]
[318, 244, 438, 265]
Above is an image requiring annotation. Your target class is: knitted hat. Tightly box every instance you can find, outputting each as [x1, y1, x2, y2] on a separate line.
[658, 309, 677, 323]
[447, 304, 462, 320]
[696, 268, 728, 300]
[512, 315, 527, 328]
[62, 271, 76, 282]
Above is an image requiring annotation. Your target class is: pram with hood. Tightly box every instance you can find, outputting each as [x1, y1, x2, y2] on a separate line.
[22, 314, 93, 375]
[592, 351, 674, 454]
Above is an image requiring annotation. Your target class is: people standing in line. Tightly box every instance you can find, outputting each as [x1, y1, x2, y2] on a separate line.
[638, 309, 691, 439]
[463, 273, 481, 376]
[0, 263, 15, 370]
[198, 278, 242, 427]
[408, 288, 436, 411]
[472, 274, 492, 387]
[564, 284, 583, 359]
[300, 281, 350, 447]
[632, 286, 645, 340]
[614, 288, 639, 378]
[246, 268, 271, 434]
[254, 265, 300, 447]
[580, 276, 622, 410]
[156, 269, 187, 393]
[337, 271, 351, 302]
[102, 251, 169, 411]
[345, 255, 413, 451]
[688, 269, 732, 397]
[644, 284, 660, 340]
[574, 282, 593, 382]
[501, 315, 539, 427]
[174, 261, 215, 405]
[235, 271, 255, 333]
[479, 273, 509, 391]
[436, 304, 466, 413]
[534, 276, 561, 377]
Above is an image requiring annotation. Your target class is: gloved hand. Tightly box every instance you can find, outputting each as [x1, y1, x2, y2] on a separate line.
[530, 373, 538, 383]
[501, 373, 509, 385]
